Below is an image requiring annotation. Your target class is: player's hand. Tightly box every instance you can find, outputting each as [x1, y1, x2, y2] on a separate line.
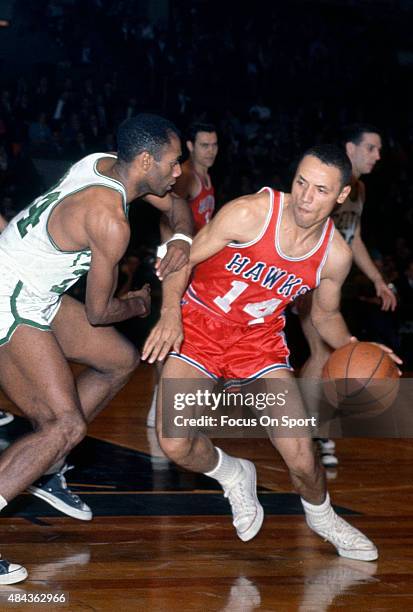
[120, 283, 151, 317]
[370, 342, 403, 374]
[142, 308, 183, 363]
[155, 239, 190, 280]
[374, 279, 397, 311]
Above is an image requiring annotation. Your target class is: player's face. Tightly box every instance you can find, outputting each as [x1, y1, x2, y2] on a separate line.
[291, 155, 351, 229]
[149, 135, 182, 196]
[188, 131, 218, 169]
[348, 132, 382, 176]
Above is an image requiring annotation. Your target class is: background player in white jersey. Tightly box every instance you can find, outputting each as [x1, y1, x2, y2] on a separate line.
[0, 113, 192, 584]
[298, 125, 397, 466]
[143, 145, 401, 562]
[147, 122, 218, 427]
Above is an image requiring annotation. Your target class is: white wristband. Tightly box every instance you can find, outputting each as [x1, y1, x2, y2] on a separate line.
[168, 233, 192, 245]
[156, 234, 192, 260]
[156, 242, 168, 259]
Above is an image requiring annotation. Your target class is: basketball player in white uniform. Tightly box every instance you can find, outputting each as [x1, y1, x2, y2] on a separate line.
[297, 125, 397, 466]
[0, 114, 192, 583]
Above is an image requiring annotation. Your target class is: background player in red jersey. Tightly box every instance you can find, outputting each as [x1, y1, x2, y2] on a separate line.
[173, 122, 218, 231]
[297, 125, 397, 467]
[143, 144, 401, 561]
[147, 122, 218, 427]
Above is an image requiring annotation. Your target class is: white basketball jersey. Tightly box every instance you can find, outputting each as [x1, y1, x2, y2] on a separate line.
[331, 181, 363, 245]
[0, 153, 127, 298]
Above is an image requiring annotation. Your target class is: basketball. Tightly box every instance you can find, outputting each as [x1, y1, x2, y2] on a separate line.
[322, 341, 400, 417]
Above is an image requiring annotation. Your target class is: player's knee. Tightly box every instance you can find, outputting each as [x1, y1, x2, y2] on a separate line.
[68, 414, 88, 447]
[288, 454, 317, 482]
[112, 345, 140, 380]
[40, 412, 87, 453]
[284, 444, 316, 479]
[158, 436, 191, 462]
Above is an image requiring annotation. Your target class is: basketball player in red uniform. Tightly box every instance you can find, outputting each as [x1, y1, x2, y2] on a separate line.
[147, 123, 218, 427]
[174, 121, 217, 231]
[298, 125, 397, 466]
[143, 144, 401, 560]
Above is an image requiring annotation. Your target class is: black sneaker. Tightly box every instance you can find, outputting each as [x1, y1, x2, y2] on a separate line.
[27, 464, 92, 521]
[0, 411, 14, 427]
[0, 557, 27, 584]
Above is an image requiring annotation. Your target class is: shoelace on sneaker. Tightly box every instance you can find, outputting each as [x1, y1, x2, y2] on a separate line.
[224, 480, 257, 525]
[311, 509, 371, 549]
[56, 465, 83, 506]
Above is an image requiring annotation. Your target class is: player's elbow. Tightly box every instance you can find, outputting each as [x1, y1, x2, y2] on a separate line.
[311, 309, 337, 333]
[311, 309, 328, 331]
[85, 303, 107, 326]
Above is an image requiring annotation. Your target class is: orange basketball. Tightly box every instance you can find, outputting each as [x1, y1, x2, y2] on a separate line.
[322, 341, 400, 417]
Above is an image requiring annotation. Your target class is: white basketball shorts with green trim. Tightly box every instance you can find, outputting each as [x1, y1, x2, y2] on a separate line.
[0, 263, 61, 346]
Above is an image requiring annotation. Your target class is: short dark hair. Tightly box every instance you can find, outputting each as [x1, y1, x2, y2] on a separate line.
[298, 144, 353, 187]
[117, 113, 180, 163]
[342, 123, 381, 146]
[187, 122, 217, 143]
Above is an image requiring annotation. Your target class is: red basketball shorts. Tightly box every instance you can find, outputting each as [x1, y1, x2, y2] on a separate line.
[169, 301, 293, 381]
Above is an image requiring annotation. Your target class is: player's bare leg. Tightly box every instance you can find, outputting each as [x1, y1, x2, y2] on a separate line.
[296, 293, 337, 467]
[0, 294, 139, 518]
[0, 327, 88, 500]
[263, 369, 377, 561]
[157, 357, 264, 541]
[51, 295, 140, 424]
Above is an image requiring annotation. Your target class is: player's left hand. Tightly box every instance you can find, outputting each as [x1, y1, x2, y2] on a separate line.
[156, 239, 190, 280]
[374, 279, 397, 311]
[370, 342, 403, 374]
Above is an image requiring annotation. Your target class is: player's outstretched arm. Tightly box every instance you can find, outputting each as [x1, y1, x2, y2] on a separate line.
[144, 192, 193, 279]
[312, 235, 402, 368]
[351, 221, 397, 312]
[142, 196, 259, 362]
[85, 196, 150, 325]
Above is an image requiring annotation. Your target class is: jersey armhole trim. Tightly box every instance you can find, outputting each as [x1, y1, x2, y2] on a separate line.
[227, 187, 275, 249]
[93, 157, 128, 215]
[46, 184, 125, 254]
[315, 223, 336, 286]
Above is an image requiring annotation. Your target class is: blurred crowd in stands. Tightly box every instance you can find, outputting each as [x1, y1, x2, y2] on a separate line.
[0, 0, 412, 364]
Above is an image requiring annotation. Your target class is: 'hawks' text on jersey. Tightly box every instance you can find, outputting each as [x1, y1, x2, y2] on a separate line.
[186, 188, 335, 328]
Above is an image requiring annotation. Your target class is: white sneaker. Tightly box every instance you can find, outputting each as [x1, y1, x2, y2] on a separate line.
[306, 505, 378, 561]
[146, 386, 157, 428]
[223, 459, 264, 542]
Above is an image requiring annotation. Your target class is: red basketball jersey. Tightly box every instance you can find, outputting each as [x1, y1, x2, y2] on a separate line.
[186, 188, 335, 327]
[189, 171, 215, 232]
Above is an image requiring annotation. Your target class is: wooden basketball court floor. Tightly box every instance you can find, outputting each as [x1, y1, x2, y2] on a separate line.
[0, 363, 412, 611]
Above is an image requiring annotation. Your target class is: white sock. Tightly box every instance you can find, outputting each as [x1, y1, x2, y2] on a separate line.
[0, 494, 7, 510]
[204, 447, 242, 486]
[301, 492, 332, 521]
[44, 458, 66, 475]
[151, 385, 158, 409]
